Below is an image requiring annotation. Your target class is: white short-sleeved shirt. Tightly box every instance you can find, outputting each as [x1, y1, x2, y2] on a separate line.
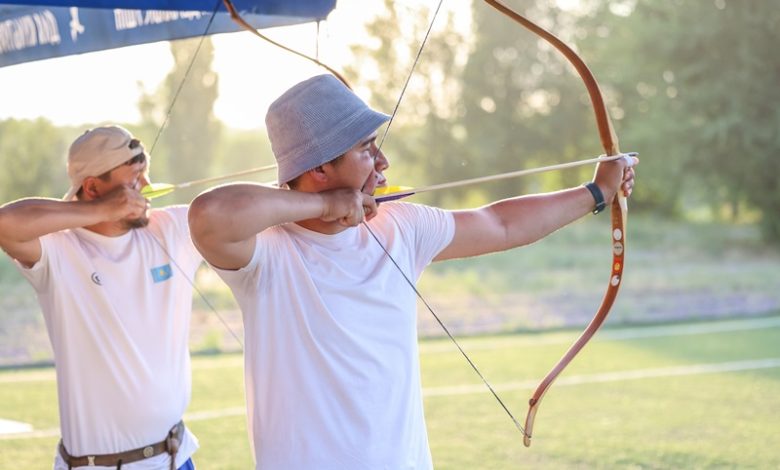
[13, 206, 202, 470]
[215, 202, 455, 470]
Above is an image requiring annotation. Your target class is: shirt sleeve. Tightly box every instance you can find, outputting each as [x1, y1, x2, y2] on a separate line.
[11, 233, 56, 293]
[209, 235, 262, 300]
[383, 202, 455, 276]
[208, 225, 290, 302]
[159, 205, 203, 272]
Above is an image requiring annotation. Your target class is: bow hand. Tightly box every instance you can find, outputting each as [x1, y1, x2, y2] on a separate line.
[593, 155, 639, 202]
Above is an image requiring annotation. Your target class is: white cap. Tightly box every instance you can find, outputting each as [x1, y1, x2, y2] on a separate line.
[63, 125, 144, 200]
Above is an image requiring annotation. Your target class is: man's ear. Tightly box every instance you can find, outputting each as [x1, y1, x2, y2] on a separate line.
[81, 177, 101, 199]
[309, 165, 329, 183]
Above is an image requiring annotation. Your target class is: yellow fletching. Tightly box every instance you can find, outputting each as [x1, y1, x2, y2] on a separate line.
[373, 185, 412, 196]
[140, 183, 176, 199]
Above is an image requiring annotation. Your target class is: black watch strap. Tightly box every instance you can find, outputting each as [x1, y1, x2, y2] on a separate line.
[583, 182, 606, 215]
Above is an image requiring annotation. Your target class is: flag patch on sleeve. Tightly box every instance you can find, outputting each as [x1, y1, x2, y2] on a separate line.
[151, 264, 173, 283]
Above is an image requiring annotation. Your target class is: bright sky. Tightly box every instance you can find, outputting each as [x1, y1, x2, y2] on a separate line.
[0, 0, 467, 130]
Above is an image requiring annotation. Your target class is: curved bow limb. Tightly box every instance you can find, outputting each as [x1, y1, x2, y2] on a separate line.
[220, 0, 351, 88]
[481, 0, 626, 447]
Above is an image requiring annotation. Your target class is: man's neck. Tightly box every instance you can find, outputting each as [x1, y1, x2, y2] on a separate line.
[82, 221, 132, 237]
[295, 218, 350, 235]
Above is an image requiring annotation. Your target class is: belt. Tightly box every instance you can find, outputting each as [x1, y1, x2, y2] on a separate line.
[59, 420, 184, 470]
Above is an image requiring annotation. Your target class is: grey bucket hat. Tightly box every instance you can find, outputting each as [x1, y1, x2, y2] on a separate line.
[266, 74, 390, 185]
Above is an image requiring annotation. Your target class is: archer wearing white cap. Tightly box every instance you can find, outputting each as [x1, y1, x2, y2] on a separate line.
[0, 126, 201, 470]
[188, 74, 638, 469]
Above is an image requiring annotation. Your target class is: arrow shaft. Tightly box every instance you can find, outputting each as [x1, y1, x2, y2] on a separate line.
[377, 153, 634, 202]
[175, 163, 278, 190]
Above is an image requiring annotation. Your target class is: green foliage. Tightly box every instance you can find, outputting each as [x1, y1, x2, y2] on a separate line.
[581, 1, 780, 239]
[6, 1, 780, 243]
[211, 127, 276, 185]
[138, 37, 222, 204]
[462, 1, 599, 196]
[351, 0, 780, 244]
[347, 0, 469, 201]
[0, 119, 70, 200]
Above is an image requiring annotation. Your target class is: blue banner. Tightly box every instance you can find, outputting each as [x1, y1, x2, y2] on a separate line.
[0, 0, 336, 14]
[0, 1, 336, 67]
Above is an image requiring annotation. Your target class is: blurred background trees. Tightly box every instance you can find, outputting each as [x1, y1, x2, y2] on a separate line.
[2, 0, 778, 240]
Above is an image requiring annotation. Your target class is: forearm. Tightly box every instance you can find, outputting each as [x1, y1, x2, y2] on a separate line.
[0, 198, 104, 244]
[438, 186, 596, 261]
[491, 157, 630, 249]
[439, 156, 636, 261]
[491, 186, 595, 249]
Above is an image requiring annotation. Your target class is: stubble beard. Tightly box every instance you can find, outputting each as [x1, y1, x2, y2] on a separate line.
[124, 215, 150, 229]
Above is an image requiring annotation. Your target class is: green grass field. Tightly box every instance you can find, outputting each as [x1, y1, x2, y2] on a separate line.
[2, 315, 778, 469]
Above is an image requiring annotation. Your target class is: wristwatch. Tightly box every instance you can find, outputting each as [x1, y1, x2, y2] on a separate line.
[582, 182, 606, 215]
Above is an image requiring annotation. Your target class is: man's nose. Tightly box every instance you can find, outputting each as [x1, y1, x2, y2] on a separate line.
[136, 174, 150, 190]
[375, 151, 389, 171]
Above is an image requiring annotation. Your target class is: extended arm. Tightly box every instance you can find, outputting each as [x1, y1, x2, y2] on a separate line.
[435, 156, 637, 261]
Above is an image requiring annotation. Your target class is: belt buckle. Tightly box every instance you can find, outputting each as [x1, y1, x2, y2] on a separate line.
[87, 456, 96, 466]
[143, 446, 155, 458]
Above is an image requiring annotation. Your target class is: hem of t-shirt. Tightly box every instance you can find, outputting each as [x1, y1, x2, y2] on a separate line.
[437, 207, 456, 251]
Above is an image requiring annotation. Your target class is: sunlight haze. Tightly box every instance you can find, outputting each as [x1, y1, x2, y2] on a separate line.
[0, 0, 470, 130]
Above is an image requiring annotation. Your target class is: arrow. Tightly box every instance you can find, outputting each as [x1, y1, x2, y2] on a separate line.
[141, 152, 635, 201]
[141, 163, 277, 199]
[374, 152, 637, 202]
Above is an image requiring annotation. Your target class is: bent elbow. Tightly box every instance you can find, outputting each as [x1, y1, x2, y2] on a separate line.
[188, 191, 219, 242]
[0, 207, 18, 246]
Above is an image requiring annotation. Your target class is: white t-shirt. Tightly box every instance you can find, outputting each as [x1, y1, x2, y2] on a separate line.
[215, 202, 455, 470]
[13, 206, 202, 470]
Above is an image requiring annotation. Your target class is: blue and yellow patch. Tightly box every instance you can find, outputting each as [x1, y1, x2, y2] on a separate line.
[151, 264, 173, 283]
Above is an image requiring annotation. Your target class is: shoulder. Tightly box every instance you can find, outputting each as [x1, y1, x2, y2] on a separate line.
[148, 205, 190, 234]
[378, 202, 452, 226]
[150, 205, 188, 224]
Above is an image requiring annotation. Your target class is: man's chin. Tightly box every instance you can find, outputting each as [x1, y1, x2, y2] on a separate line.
[363, 180, 385, 196]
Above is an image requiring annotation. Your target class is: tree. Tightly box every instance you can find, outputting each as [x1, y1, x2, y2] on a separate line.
[0, 119, 70, 201]
[348, 1, 617, 207]
[346, 0, 468, 205]
[582, 0, 780, 239]
[138, 37, 222, 204]
[461, 1, 599, 199]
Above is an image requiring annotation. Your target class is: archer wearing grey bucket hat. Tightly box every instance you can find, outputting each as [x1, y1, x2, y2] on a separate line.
[266, 74, 390, 185]
[189, 73, 638, 469]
